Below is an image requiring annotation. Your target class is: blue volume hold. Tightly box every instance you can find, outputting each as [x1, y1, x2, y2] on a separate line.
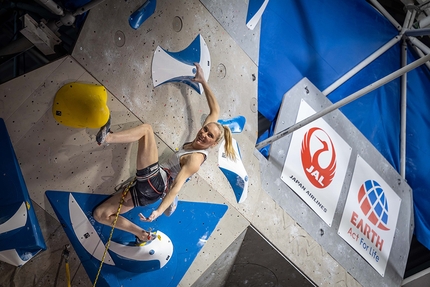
[129, 0, 157, 30]
[246, 0, 265, 23]
[218, 116, 246, 133]
[152, 34, 210, 94]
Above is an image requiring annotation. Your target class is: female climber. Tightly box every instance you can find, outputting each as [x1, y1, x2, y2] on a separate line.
[92, 63, 236, 245]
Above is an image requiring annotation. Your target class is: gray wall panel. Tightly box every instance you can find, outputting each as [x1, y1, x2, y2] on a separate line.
[260, 78, 413, 287]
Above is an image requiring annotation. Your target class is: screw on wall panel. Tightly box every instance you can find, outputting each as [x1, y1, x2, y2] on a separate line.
[305, 86, 309, 94]
[250, 97, 257, 113]
[114, 30, 125, 47]
[216, 63, 226, 79]
[173, 16, 183, 32]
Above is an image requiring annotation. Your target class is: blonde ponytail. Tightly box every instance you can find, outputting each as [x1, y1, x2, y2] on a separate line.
[222, 126, 236, 161]
[212, 122, 237, 161]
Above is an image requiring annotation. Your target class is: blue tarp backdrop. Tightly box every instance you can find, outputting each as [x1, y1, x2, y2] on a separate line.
[257, 0, 430, 250]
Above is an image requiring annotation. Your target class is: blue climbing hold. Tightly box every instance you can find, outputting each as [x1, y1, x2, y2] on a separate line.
[218, 115, 246, 133]
[129, 0, 156, 30]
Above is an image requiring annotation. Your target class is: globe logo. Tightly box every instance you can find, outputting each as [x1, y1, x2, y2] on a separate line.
[357, 180, 390, 231]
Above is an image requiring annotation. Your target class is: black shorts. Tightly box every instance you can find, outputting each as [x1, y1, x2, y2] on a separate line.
[130, 162, 169, 207]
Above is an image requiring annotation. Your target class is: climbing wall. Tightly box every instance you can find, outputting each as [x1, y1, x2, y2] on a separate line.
[0, 0, 377, 286]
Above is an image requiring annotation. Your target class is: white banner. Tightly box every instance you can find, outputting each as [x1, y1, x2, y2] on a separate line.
[338, 155, 401, 277]
[281, 100, 352, 226]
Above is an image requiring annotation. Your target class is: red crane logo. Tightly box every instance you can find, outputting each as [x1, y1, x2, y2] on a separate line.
[301, 127, 337, 188]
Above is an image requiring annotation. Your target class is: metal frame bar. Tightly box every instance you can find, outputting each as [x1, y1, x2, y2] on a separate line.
[255, 52, 430, 150]
[400, 39, 408, 178]
[401, 10, 414, 35]
[72, 0, 108, 17]
[418, 0, 430, 9]
[408, 9, 418, 29]
[322, 35, 401, 96]
[35, 0, 64, 16]
[410, 42, 430, 70]
[323, 5, 417, 97]
[405, 28, 430, 37]
[409, 36, 430, 54]
[368, 0, 402, 31]
[403, 266, 430, 285]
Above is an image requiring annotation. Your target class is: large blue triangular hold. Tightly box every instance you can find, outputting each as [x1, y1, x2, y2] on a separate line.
[45, 190, 227, 287]
[0, 118, 47, 266]
[246, 0, 269, 30]
[152, 34, 211, 94]
[218, 138, 249, 204]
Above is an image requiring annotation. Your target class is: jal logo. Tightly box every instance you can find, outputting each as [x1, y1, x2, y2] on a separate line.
[358, 180, 390, 231]
[301, 127, 336, 188]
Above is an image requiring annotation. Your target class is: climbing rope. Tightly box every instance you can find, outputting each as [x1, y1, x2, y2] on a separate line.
[92, 178, 136, 287]
[63, 245, 71, 287]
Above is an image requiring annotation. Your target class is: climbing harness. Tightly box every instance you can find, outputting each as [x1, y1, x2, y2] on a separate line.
[146, 167, 172, 195]
[92, 178, 136, 287]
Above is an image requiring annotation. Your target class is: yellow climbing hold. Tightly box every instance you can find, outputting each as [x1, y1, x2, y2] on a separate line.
[53, 82, 110, 128]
